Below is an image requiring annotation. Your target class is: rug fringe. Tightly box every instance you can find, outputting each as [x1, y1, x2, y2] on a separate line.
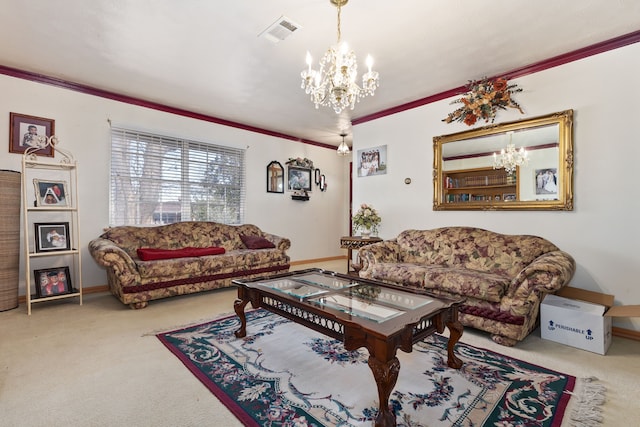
[564, 376, 606, 427]
[141, 310, 237, 336]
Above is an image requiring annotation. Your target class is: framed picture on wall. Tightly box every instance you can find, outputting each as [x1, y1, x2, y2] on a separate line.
[34, 266, 72, 298]
[8, 112, 55, 157]
[287, 166, 312, 192]
[357, 145, 387, 177]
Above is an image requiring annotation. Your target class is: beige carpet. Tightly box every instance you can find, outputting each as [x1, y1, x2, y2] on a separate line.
[1, 260, 639, 426]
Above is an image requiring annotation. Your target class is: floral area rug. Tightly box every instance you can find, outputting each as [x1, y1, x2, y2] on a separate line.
[157, 309, 575, 427]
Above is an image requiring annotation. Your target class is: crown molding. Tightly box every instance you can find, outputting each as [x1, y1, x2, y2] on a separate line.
[0, 64, 335, 150]
[2, 29, 639, 147]
[352, 29, 640, 126]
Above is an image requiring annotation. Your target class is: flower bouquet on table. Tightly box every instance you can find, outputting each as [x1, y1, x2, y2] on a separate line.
[442, 77, 524, 126]
[352, 203, 381, 237]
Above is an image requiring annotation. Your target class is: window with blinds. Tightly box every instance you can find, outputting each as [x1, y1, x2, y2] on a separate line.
[110, 127, 245, 226]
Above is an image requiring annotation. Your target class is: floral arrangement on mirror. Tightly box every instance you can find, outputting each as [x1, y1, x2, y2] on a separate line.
[442, 77, 524, 126]
[352, 203, 381, 237]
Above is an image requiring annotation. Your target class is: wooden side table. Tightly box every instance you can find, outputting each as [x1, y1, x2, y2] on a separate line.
[340, 236, 383, 276]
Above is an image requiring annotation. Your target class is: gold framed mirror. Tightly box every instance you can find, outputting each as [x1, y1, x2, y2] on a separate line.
[433, 110, 573, 210]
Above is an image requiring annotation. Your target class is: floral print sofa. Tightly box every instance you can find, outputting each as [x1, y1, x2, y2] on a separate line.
[358, 227, 575, 346]
[88, 222, 290, 309]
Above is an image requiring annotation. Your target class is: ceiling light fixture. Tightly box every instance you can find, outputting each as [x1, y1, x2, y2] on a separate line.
[337, 132, 350, 156]
[493, 131, 528, 174]
[300, 0, 379, 114]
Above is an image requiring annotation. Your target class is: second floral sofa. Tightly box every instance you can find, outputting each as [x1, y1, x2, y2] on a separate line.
[358, 226, 576, 346]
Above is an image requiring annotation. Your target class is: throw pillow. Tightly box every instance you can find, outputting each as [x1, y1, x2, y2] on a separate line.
[240, 234, 275, 249]
[137, 246, 225, 261]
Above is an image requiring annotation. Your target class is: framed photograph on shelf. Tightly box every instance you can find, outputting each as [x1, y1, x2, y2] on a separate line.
[287, 166, 312, 192]
[34, 266, 72, 298]
[33, 179, 69, 207]
[8, 112, 55, 157]
[503, 193, 517, 202]
[34, 222, 71, 253]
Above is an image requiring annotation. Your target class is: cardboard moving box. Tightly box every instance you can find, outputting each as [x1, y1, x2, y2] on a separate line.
[540, 287, 640, 355]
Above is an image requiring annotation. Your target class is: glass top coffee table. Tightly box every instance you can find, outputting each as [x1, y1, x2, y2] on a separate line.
[232, 268, 464, 427]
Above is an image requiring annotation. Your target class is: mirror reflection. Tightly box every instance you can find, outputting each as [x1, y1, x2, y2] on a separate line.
[267, 161, 284, 193]
[433, 110, 573, 210]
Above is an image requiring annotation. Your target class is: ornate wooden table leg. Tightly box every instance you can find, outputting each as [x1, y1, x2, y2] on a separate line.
[446, 319, 464, 369]
[368, 355, 400, 427]
[234, 298, 249, 338]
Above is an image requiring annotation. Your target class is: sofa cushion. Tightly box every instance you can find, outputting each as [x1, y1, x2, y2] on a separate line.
[369, 263, 432, 287]
[396, 227, 560, 278]
[370, 263, 510, 302]
[422, 267, 510, 303]
[135, 248, 289, 280]
[101, 222, 254, 256]
[136, 252, 236, 279]
[240, 234, 275, 249]
[137, 246, 225, 261]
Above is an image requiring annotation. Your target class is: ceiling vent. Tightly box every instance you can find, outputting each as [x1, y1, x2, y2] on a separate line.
[259, 16, 301, 43]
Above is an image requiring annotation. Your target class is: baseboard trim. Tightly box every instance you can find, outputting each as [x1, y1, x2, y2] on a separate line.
[17, 285, 109, 304]
[612, 326, 640, 341]
[290, 255, 345, 266]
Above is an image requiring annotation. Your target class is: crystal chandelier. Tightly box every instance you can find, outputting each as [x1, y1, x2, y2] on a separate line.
[337, 132, 350, 156]
[493, 131, 528, 174]
[300, 0, 379, 114]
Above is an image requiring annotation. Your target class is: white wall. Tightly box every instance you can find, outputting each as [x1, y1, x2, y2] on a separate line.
[0, 75, 351, 294]
[352, 42, 640, 331]
[3, 42, 639, 333]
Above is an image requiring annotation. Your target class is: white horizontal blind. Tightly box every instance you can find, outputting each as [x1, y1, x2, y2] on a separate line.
[110, 127, 245, 226]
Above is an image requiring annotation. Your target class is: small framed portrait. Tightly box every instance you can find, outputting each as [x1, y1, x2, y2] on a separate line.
[534, 168, 558, 195]
[34, 222, 71, 253]
[287, 166, 312, 192]
[9, 112, 55, 157]
[357, 145, 388, 177]
[34, 267, 72, 298]
[33, 179, 69, 207]
[503, 193, 517, 202]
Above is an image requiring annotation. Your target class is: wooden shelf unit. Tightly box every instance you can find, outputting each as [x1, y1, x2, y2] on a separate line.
[22, 143, 82, 315]
[443, 166, 519, 203]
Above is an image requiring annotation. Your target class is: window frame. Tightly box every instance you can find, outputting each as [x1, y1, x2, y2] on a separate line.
[109, 127, 246, 226]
